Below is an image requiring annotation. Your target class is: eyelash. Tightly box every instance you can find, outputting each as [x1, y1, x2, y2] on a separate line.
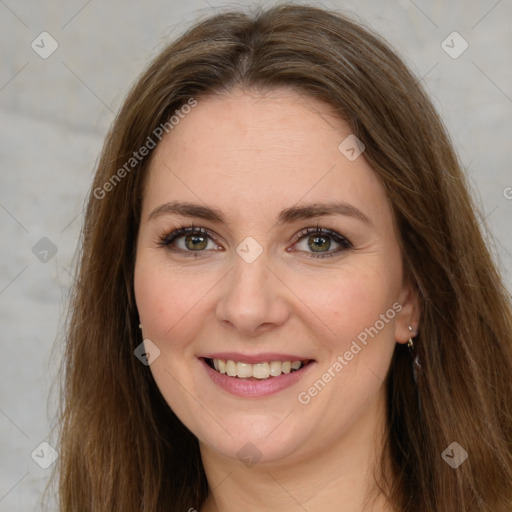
[156, 223, 353, 259]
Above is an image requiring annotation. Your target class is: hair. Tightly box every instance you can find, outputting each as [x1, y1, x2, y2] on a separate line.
[49, 3, 512, 511]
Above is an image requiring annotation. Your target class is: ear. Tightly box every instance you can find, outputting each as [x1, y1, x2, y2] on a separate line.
[394, 282, 421, 344]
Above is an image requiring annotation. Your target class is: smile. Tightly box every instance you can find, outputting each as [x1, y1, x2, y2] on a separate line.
[200, 356, 316, 398]
[206, 358, 310, 379]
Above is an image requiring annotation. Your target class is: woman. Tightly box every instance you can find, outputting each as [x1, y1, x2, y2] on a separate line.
[52, 3, 512, 511]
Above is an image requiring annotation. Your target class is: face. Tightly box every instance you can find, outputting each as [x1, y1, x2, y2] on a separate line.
[134, 88, 418, 467]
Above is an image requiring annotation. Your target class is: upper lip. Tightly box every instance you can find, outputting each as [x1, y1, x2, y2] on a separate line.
[200, 352, 314, 364]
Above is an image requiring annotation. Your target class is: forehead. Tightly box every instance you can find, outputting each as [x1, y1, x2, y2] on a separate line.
[142, 88, 389, 225]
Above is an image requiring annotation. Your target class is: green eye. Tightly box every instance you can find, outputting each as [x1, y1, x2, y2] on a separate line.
[293, 227, 353, 258]
[158, 225, 353, 259]
[159, 226, 217, 254]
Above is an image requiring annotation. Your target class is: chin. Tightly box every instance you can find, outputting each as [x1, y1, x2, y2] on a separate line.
[199, 424, 312, 467]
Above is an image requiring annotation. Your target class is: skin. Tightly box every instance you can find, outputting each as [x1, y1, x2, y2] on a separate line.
[134, 87, 420, 512]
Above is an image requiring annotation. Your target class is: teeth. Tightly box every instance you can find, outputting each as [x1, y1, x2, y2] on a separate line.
[282, 361, 291, 374]
[269, 361, 282, 377]
[252, 362, 270, 379]
[210, 359, 306, 379]
[237, 362, 253, 378]
[226, 360, 237, 377]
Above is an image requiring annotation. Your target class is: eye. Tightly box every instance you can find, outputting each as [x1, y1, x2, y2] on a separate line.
[157, 225, 221, 256]
[290, 226, 353, 258]
[157, 223, 353, 259]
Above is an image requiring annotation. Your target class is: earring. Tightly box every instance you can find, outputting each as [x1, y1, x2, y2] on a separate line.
[139, 324, 143, 329]
[407, 325, 422, 384]
[407, 325, 415, 350]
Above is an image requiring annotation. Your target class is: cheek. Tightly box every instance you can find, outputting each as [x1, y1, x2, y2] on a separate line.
[304, 262, 397, 343]
[134, 255, 232, 366]
[133, 258, 197, 342]
[308, 267, 400, 404]
[302, 269, 398, 414]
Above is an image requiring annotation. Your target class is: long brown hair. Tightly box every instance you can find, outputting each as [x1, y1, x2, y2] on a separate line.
[49, 3, 512, 511]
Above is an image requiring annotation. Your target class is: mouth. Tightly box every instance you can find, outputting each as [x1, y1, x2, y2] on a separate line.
[203, 357, 313, 380]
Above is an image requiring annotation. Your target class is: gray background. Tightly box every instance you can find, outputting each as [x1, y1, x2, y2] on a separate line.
[0, 0, 511, 510]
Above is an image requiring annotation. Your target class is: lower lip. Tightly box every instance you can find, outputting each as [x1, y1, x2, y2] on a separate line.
[200, 359, 315, 398]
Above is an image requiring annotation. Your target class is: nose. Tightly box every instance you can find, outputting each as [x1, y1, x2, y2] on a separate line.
[215, 251, 291, 337]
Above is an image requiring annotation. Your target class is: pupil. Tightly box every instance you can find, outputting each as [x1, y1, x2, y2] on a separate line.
[309, 235, 330, 252]
[186, 234, 207, 250]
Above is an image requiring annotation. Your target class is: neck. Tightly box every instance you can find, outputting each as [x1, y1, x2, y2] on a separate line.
[199, 389, 394, 512]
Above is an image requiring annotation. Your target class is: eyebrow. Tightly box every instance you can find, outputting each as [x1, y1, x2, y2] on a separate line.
[147, 200, 373, 227]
